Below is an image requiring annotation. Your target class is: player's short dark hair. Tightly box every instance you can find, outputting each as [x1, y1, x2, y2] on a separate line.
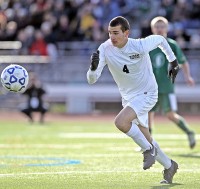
[109, 16, 130, 32]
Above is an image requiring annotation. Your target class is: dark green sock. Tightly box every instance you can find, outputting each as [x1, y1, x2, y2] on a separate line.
[177, 117, 192, 135]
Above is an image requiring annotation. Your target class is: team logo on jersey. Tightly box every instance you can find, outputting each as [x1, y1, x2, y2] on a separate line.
[152, 53, 165, 68]
[129, 54, 140, 59]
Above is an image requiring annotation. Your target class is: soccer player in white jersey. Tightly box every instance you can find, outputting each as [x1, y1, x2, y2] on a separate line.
[87, 16, 179, 184]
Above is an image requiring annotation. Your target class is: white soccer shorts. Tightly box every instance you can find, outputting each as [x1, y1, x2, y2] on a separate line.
[122, 91, 158, 128]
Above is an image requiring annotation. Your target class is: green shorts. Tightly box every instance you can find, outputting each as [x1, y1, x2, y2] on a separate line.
[150, 93, 177, 113]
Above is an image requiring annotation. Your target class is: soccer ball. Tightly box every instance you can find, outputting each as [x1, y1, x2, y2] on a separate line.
[1, 64, 29, 93]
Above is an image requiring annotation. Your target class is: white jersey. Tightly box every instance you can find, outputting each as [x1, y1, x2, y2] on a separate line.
[87, 35, 176, 101]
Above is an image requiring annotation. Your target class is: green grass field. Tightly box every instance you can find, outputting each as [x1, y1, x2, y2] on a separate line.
[0, 113, 199, 189]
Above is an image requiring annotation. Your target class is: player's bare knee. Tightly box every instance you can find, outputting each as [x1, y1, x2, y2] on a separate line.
[114, 116, 121, 128]
[114, 116, 123, 128]
[114, 116, 128, 132]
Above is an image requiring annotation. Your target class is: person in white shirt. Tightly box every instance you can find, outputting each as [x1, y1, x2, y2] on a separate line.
[87, 16, 179, 184]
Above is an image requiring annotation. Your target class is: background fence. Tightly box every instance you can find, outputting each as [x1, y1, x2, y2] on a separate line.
[0, 41, 200, 114]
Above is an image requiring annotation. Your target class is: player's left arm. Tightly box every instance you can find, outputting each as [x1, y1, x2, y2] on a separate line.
[141, 35, 179, 83]
[168, 59, 179, 83]
[140, 35, 176, 62]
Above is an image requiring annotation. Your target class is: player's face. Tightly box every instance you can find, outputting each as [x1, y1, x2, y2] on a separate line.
[151, 21, 168, 37]
[108, 25, 129, 48]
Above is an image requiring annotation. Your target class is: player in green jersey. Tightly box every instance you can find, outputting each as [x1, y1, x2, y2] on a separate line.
[149, 16, 196, 149]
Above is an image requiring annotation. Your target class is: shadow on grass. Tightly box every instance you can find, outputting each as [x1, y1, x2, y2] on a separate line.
[151, 183, 183, 189]
[176, 153, 200, 159]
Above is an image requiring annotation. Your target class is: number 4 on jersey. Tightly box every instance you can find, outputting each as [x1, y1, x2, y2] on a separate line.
[123, 65, 129, 73]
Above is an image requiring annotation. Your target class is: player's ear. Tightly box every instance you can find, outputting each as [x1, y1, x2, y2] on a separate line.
[124, 30, 129, 38]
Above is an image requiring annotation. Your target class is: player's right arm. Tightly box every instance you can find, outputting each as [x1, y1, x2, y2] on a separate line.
[87, 44, 106, 84]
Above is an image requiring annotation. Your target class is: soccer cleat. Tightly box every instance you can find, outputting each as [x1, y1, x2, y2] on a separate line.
[143, 145, 157, 170]
[160, 160, 178, 184]
[188, 132, 196, 149]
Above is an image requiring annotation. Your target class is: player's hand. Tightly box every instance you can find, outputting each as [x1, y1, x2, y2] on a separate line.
[186, 76, 195, 86]
[168, 59, 179, 83]
[90, 50, 99, 71]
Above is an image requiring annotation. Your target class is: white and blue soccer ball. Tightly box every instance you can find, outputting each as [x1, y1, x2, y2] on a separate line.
[1, 64, 29, 93]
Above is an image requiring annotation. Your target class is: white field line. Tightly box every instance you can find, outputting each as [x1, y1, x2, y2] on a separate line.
[1, 151, 198, 157]
[0, 144, 191, 154]
[0, 144, 86, 149]
[59, 133, 200, 139]
[0, 169, 200, 178]
[0, 133, 199, 149]
[0, 144, 139, 150]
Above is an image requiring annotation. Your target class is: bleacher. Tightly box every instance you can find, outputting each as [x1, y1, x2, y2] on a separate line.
[0, 41, 200, 114]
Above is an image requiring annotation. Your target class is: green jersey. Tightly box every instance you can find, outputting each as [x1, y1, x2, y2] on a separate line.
[149, 38, 186, 93]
